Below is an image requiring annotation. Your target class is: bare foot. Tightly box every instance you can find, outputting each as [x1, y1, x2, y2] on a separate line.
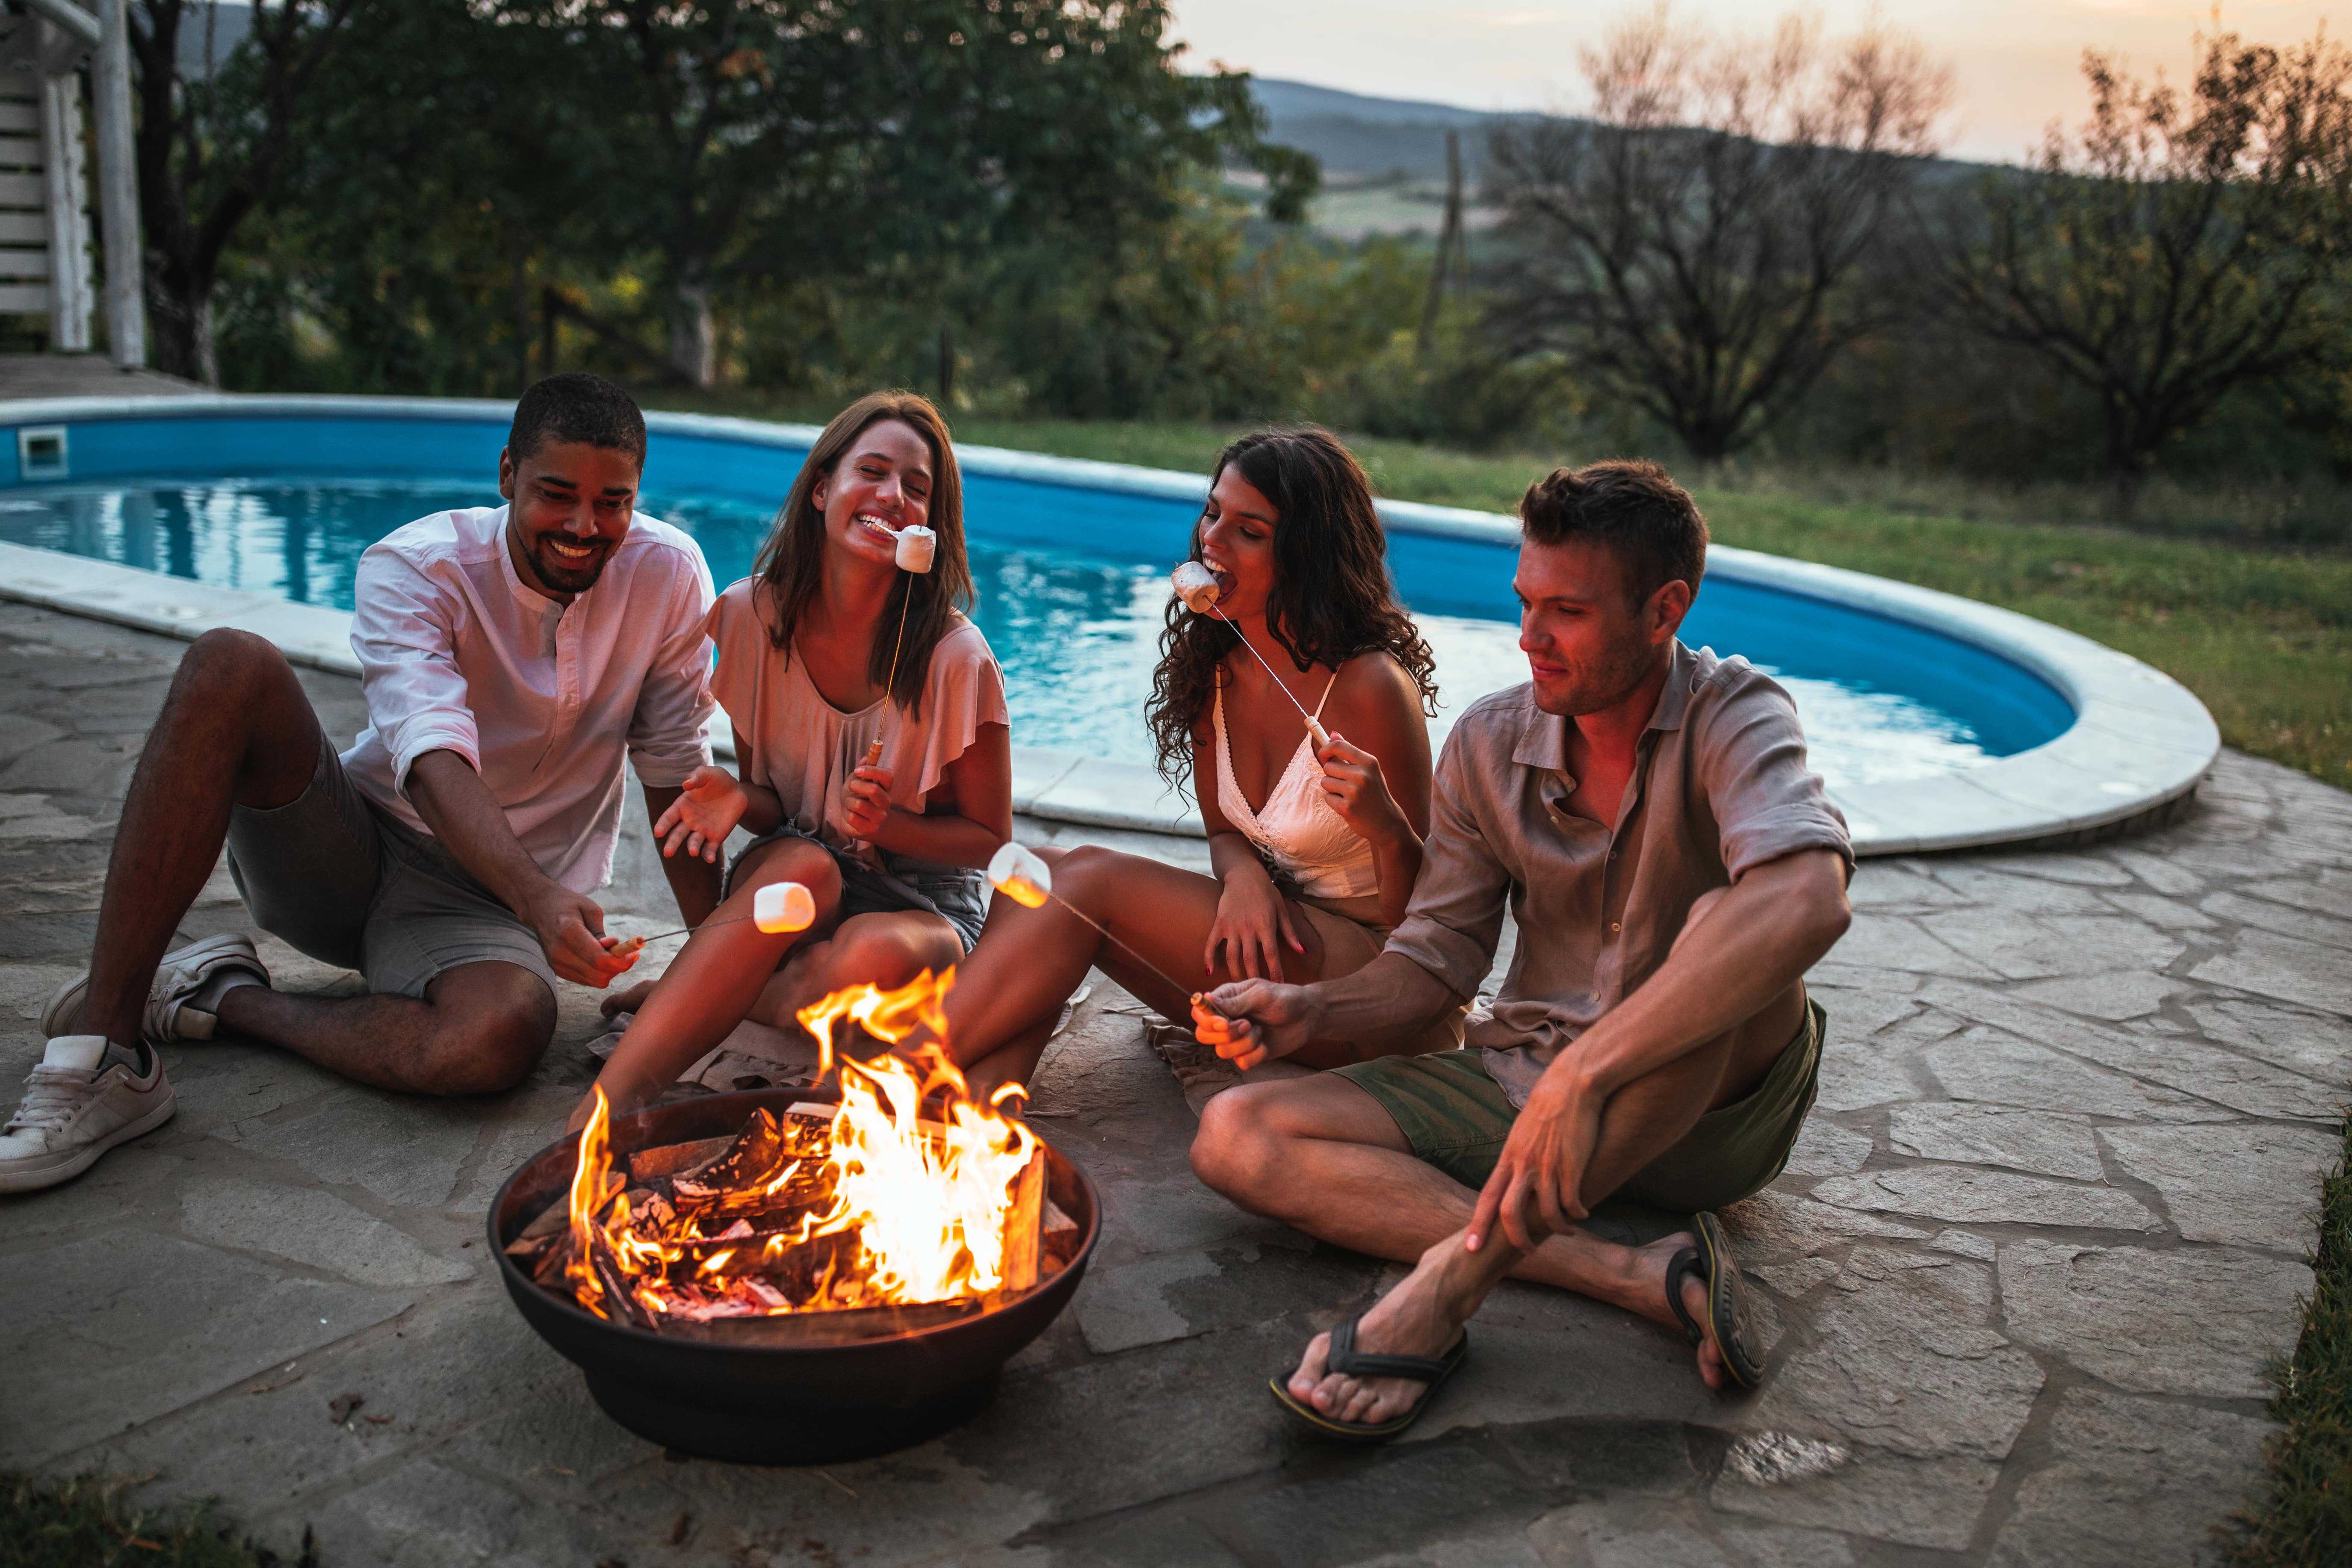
[1286, 1244, 1471, 1427]
[600, 980, 657, 1020]
[1632, 1231, 1728, 1390]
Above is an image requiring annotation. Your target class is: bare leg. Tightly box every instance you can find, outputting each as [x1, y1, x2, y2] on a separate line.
[744, 909, 963, 1034]
[217, 960, 556, 1094]
[918, 845, 1344, 1072]
[1196, 973, 1807, 1417]
[587, 838, 843, 1115]
[80, 629, 325, 1050]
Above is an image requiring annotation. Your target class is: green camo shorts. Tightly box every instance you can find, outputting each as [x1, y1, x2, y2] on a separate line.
[1332, 994, 1826, 1214]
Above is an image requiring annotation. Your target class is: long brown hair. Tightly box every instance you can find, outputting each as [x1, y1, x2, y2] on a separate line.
[1146, 426, 1439, 789]
[751, 391, 973, 719]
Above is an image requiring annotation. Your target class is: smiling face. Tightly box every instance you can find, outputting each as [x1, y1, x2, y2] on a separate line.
[498, 440, 641, 598]
[812, 418, 934, 571]
[1195, 464, 1281, 620]
[1514, 537, 1692, 717]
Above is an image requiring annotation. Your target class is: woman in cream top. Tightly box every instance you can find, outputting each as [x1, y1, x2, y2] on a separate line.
[921, 425, 1456, 1098]
[580, 392, 1011, 1123]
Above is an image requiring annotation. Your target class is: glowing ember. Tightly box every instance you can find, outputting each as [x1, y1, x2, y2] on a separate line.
[548, 969, 1043, 1326]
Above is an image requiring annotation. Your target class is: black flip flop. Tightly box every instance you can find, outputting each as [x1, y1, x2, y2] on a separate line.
[1268, 1315, 1469, 1443]
[1664, 1210, 1764, 1389]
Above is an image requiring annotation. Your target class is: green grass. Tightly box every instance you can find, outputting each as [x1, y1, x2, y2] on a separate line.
[648, 395, 2352, 791]
[0, 1473, 313, 1568]
[2230, 1119, 2352, 1566]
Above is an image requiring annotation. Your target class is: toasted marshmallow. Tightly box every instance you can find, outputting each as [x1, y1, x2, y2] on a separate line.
[1171, 560, 1221, 614]
[753, 881, 818, 933]
[987, 841, 1053, 909]
[895, 525, 937, 573]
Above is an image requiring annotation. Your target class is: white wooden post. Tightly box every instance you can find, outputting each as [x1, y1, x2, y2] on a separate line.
[38, 42, 92, 351]
[92, 0, 142, 368]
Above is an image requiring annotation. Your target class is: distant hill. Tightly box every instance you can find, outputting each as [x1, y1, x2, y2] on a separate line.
[1248, 78, 1533, 185]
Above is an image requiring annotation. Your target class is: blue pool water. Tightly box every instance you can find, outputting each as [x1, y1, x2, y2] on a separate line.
[0, 413, 2076, 788]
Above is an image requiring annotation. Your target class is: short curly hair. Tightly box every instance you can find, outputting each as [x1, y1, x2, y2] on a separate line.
[1518, 459, 1707, 610]
[507, 373, 647, 467]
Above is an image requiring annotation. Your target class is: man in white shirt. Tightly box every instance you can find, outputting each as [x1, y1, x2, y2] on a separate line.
[0, 374, 722, 1192]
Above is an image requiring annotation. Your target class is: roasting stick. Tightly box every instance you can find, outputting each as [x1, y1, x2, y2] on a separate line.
[987, 842, 1213, 1016]
[1172, 561, 1328, 749]
[612, 881, 818, 956]
[851, 524, 941, 842]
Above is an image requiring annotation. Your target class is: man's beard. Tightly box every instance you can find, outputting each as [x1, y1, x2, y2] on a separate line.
[523, 535, 612, 596]
[1530, 634, 1656, 717]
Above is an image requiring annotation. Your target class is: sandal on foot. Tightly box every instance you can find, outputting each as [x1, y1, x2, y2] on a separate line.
[1268, 1315, 1469, 1443]
[1664, 1210, 1764, 1389]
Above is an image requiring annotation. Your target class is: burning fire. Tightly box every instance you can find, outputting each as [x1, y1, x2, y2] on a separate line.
[555, 968, 1042, 1326]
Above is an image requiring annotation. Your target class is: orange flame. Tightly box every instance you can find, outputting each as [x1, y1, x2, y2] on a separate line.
[556, 968, 1040, 1323]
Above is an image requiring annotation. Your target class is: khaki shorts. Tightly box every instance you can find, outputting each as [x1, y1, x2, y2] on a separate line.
[224, 733, 557, 1002]
[1332, 994, 1826, 1213]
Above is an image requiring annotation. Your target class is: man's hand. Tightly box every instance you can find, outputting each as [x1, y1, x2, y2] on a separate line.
[842, 761, 894, 841]
[1465, 1067, 1605, 1252]
[521, 880, 637, 989]
[1192, 980, 1322, 1072]
[654, 764, 748, 864]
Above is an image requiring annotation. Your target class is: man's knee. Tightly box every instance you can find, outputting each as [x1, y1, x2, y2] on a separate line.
[1191, 1084, 1291, 1202]
[420, 968, 556, 1095]
[177, 627, 298, 703]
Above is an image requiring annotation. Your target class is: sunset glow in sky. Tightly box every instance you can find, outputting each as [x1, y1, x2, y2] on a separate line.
[1169, 1, 2352, 162]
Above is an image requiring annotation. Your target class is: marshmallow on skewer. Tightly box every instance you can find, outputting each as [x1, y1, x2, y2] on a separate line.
[987, 841, 1053, 909]
[754, 880, 818, 934]
[894, 525, 937, 573]
[1171, 560, 1221, 614]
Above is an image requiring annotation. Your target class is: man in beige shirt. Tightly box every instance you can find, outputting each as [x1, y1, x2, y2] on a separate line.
[1191, 460, 1853, 1441]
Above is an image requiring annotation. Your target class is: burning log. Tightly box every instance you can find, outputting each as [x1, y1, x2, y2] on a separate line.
[538, 971, 1072, 1340]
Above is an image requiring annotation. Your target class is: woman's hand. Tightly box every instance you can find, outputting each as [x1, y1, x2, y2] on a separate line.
[1316, 730, 1409, 847]
[654, 765, 749, 864]
[842, 761, 895, 840]
[1204, 859, 1306, 982]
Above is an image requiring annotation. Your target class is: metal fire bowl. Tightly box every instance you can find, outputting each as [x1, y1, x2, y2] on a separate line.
[488, 1086, 1100, 1466]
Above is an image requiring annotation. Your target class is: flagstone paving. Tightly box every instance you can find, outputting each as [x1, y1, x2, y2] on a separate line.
[0, 600, 2346, 1568]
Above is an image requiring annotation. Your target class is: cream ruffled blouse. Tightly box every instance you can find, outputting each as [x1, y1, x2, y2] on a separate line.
[703, 578, 1008, 870]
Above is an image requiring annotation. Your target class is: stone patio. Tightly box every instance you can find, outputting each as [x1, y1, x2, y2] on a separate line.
[0, 600, 2346, 1568]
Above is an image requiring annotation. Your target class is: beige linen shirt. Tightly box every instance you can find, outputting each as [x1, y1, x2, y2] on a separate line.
[1385, 640, 1853, 1107]
[342, 505, 717, 893]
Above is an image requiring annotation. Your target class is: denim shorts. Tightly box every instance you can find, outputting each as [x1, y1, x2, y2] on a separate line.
[725, 824, 988, 951]
[223, 733, 557, 1001]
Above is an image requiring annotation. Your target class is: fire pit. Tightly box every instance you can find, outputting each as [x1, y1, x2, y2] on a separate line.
[488, 975, 1101, 1465]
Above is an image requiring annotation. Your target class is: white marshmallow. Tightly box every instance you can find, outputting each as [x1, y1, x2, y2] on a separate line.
[753, 881, 817, 933]
[894, 525, 937, 573]
[1171, 560, 1221, 614]
[987, 841, 1053, 910]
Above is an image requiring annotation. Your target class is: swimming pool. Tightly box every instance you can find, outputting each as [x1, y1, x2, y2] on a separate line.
[0, 397, 2219, 853]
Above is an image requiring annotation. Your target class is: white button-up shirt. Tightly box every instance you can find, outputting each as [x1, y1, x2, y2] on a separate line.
[341, 505, 716, 893]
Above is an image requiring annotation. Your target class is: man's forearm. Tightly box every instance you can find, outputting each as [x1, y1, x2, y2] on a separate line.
[1306, 951, 1463, 1055]
[1563, 850, 1850, 1099]
[405, 749, 553, 915]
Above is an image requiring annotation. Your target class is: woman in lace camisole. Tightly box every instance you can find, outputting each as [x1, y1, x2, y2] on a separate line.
[579, 393, 1011, 1124]
[927, 425, 1460, 1098]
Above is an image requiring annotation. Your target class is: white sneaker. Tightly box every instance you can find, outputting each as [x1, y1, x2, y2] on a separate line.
[41, 932, 270, 1045]
[0, 1035, 177, 1193]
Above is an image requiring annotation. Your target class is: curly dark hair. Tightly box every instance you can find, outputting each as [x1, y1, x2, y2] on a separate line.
[750, 391, 972, 721]
[1145, 426, 1439, 790]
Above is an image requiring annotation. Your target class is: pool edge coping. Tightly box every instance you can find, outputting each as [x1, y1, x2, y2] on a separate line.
[0, 393, 2220, 855]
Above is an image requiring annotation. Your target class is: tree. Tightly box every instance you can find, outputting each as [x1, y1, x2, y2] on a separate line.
[1931, 30, 2352, 506]
[1486, 6, 1950, 461]
[128, 0, 359, 383]
[520, 0, 1314, 387]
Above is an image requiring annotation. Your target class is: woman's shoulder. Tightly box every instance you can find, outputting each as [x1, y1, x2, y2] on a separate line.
[1328, 647, 1424, 712]
[928, 613, 999, 671]
[706, 576, 769, 636]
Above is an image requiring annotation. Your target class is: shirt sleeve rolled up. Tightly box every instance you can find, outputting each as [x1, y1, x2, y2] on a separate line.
[1383, 723, 1513, 1000]
[1695, 667, 1853, 879]
[626, 550, 718, 788]
[350, 545, 480, 800]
